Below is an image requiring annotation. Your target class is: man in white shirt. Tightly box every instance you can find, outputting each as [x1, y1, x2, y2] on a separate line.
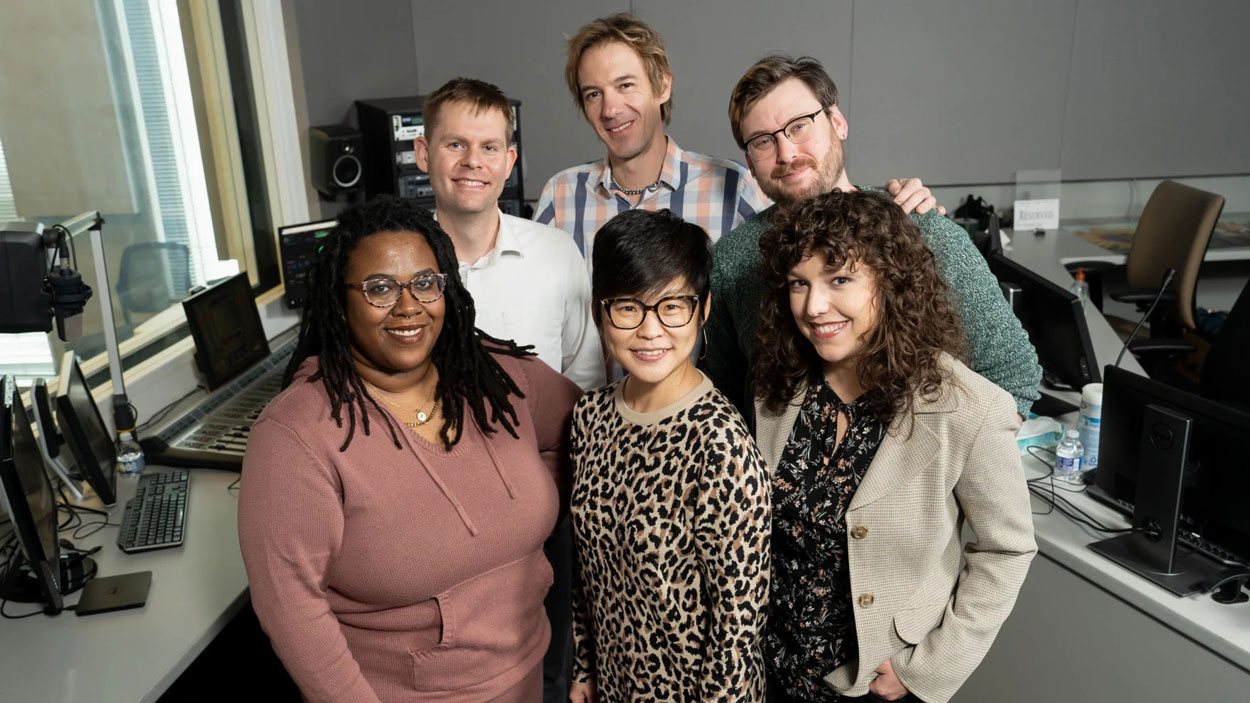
[415, 77, 600, 703]
[415, 78, 603, 391]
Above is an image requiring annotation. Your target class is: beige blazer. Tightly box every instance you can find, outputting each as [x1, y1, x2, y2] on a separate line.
[755, 354, 1037, 703]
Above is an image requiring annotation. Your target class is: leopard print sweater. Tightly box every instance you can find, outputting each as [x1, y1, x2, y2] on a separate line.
[570, 373, 770, 702]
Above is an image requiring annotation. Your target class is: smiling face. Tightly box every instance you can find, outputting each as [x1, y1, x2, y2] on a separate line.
[344, 231, 445, 381]
[577, 41, 672, 165]
[740, 78, 849, 204]
[787, 251, 878, 379]
[415, 100, 517, 218]
[600, 277, 706, 393]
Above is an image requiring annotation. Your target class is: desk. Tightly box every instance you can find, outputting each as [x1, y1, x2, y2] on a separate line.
[950, 232, 1250, 702]
[1012, 226, 1250, 265]
[0, 468, 246, 702]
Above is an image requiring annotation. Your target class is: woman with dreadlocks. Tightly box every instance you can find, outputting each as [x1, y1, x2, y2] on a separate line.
[238, 195, 582, 703]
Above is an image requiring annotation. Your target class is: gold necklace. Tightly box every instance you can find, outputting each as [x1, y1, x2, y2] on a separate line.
[367, 383, 440, 427]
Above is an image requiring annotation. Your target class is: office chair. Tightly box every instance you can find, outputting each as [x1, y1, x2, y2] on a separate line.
[1067, 181, 1224, 374]
[1070, 181, 1224, 327]
[115, 241, 192, 326]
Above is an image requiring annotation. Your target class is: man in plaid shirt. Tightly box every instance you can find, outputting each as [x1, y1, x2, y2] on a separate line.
[535, 13, 941, 268]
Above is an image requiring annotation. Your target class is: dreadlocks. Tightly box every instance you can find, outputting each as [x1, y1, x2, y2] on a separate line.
[283, 195, 534, 451]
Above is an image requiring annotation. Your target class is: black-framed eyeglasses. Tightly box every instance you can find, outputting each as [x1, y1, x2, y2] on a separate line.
[744, 106, 829, 159]
[600, 295, 700, 330]
[346, 273, 448, 307]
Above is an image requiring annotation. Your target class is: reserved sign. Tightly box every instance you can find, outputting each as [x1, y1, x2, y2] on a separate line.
[1013, 198, 1060, 231]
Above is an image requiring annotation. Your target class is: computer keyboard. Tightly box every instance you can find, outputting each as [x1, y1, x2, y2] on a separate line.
[118, 470, 190, 554]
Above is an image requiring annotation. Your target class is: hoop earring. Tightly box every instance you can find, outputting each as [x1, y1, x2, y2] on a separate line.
[698, 325, 707, 361]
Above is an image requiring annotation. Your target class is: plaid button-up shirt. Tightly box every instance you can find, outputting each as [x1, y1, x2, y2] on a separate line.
[534, 138, 770, 267]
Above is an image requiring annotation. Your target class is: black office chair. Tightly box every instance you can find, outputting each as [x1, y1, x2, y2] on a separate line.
[115, 242, 192, 325]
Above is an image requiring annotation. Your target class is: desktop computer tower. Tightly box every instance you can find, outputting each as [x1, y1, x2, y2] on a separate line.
[355, 95, 525, 215]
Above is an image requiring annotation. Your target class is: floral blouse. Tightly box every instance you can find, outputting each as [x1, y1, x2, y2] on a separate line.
[766, 378, 887, 702]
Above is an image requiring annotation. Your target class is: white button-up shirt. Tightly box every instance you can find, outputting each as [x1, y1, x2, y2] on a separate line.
[458, 212, 604, 391]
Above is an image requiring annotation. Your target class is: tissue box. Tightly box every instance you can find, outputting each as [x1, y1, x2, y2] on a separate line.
[1017, 414, 1064, 454]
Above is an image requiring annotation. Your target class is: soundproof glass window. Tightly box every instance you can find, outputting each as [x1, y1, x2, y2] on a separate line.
[0, 1, 279, 386]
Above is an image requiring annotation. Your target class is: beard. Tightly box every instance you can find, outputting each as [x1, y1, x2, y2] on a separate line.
[759, 139, 846, 205]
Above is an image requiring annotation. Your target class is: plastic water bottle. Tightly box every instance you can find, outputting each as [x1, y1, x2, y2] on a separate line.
[1055, 430, 1084, 484]
[1069, 267, 1090, 310]
[116, 431, 146, 477]
[1078, 383, 1104, 482]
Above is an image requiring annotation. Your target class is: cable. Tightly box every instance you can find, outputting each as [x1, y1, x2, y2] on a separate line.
[136, 385, 205, 434]
[71, 520, 117, 541]
[1114, 268, 1177, 368]
[1025, 446, 1153, 537]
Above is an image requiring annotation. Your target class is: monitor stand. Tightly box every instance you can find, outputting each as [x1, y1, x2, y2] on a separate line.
[1090, 404, 1227, 596]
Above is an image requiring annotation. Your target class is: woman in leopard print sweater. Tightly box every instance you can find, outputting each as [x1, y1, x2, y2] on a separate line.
[568, 209, 770, 703]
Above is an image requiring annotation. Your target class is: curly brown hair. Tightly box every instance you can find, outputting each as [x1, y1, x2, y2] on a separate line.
[755, 189, 965, 421]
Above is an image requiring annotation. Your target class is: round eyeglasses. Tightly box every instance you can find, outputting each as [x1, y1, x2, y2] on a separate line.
[600, 296, 700, 330]
[347, 273, 448, 307]
[743, 106, 829, 159]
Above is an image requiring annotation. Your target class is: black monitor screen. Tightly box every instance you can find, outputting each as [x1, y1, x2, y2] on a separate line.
[55, 352, 117, 506]
[278, 219, 337, 309]
[1095, 365, 1250, 566]
[0, 376, 62, 610]
[988, 253, 1100, 390]
[183, 272, 270, 390]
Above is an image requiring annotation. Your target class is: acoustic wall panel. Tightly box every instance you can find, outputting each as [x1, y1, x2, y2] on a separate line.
[1059, 0, 1250, 180]
[849, 0, 1077, 186]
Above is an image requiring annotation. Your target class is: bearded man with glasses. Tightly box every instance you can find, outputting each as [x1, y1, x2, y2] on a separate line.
[707, 55, 1042, 421]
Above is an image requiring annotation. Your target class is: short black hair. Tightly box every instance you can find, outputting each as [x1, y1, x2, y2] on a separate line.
[284, 195, 533, 451]
[591, 209, 711, 307]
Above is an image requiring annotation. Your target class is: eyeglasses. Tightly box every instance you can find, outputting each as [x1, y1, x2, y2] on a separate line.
[346, 273, 448, 307]
[600, 296, 700, 330]
[744, 107, 829, 159]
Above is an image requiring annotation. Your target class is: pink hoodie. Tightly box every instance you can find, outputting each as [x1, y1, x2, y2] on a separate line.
[238, 351, 580, 702]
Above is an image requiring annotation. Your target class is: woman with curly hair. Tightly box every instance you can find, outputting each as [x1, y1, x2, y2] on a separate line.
[753, 189, 1036, 703]
[238, 196, 581, 702]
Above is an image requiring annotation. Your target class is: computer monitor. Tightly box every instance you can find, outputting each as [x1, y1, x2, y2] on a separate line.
[31, 379, 85, 502]
[970, 213, 1002, 262]
[1089, 365, 1250, 595]
[988, 252, 1100, 395]
[0, 375, 64, 614]
[183, 272, 270, 390]
[54, 353, 117, 507]
[278, 219, 337, 309]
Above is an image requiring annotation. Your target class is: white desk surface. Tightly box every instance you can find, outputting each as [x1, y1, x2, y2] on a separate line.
[1002, 229, 1250, 672]
[1008, 226, 1250, 265]
[0, 468, 246, 703]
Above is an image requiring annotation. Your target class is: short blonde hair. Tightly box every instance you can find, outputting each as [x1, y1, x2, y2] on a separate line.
[564, 14, 673, 124]
[423, 77, 515, 144]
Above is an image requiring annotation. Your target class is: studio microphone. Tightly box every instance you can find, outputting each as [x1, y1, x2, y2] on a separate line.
[1114, 267, 1177, 368]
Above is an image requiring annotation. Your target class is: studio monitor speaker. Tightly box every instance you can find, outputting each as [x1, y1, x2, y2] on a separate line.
[309, 124, 363, 197]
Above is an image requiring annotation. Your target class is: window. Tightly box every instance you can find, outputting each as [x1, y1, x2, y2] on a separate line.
[0, 0, 307, 388]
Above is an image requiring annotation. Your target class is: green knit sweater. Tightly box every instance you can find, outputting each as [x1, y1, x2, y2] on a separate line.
[706, 199, 1041, 417]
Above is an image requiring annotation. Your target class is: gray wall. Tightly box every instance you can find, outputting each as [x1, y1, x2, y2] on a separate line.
[291, 0, 420, 218]
[289, 0, 1250, 208]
